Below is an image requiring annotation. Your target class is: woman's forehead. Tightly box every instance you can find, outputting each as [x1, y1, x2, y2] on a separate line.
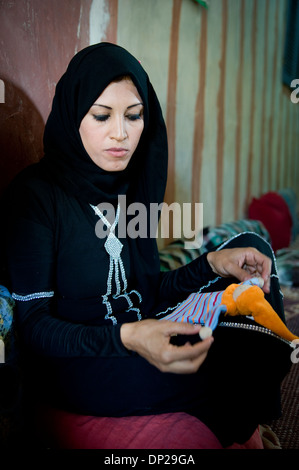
[92, 79, 143, 106]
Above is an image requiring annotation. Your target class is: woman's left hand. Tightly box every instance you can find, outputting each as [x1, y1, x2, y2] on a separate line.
[207, 247, 272, 293]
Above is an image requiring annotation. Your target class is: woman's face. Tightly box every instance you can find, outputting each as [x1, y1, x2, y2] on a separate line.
[79, 78, 144, 172]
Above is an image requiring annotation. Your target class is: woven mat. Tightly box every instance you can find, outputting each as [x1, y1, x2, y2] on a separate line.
[282, 286, 299, 320]
[268, 289, 299, 449]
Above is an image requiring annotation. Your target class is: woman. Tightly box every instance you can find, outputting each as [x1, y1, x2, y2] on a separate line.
[3, 43, 291, 447]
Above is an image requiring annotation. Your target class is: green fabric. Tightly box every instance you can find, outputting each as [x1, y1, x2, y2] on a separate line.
[159, 219, 270, 272]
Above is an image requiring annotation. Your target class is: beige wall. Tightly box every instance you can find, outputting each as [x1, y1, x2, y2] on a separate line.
[1, 0, 298, 238]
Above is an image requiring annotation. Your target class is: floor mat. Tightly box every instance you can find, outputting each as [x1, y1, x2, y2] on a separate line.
[269, 294, 299, 449]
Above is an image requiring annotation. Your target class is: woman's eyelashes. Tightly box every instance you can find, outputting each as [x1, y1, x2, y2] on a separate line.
[92, 114, 109, 122]
[127, 113, 143, 121]
[92, 113, 143, 122]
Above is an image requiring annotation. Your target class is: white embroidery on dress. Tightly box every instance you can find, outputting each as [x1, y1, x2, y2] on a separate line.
[90, 203, 142, 324]
[12, 291, 54, 301]
[156, 276, 222, 317]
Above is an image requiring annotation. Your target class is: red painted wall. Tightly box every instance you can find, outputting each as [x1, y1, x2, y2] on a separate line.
[0, 0, 91, 196]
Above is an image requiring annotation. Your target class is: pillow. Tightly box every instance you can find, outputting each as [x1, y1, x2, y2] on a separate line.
[278, 188, 299, 241]
[248, 192, 293, 252]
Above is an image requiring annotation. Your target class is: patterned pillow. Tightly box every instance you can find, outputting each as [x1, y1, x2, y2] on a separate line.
[201, 219, 271, 252]
[159, 219, 271, 271]
[0, 285, 14, 345]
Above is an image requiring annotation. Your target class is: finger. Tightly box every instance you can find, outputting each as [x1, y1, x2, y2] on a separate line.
[161, 343, 211, 374]
[240, 249, 271, 292]
[244, 265, 258, 275]
[166, 353, 208, 374]
[250, 264, 270, 292]
[225, 261, 251, 283]
[161, 320, 202, 337]
[250, 252, 272, 293]
[168, 337, 213, 373]
[248, 249, 272, 274]
[167, 336, 213, 363]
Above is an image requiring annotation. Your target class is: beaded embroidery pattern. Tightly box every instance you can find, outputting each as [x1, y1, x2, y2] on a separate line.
[90, 203, 142, 325]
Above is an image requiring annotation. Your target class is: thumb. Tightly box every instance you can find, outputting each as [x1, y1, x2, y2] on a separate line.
[162, 320, 201, 337]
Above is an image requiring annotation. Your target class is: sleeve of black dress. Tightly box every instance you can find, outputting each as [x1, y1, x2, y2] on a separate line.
[4, 176, 130, 359]
[158, 252, 219, 304]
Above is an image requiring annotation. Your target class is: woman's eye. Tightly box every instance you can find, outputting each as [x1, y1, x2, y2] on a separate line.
[93, 114, 109, 122]
[126, 114, 142, 121]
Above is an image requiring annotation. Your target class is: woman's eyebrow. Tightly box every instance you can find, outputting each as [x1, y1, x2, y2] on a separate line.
[92, 102, 143, 109]
[92, 104, 111, 109]
[127, 103, 143, 109]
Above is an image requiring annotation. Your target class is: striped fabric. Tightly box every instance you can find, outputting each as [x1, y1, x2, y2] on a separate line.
[160, 290, 226, 330]
[160, 277, 263, 332]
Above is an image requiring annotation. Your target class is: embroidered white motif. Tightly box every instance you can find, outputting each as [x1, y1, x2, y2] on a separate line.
[12, 291, 54, 301]
[90, 203, 142, 324]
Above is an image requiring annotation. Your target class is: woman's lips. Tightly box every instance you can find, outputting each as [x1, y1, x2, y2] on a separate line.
[105, 148, 129, 157]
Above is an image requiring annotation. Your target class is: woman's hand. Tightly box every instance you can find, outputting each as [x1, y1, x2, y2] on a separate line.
[120, 319, 213, 374]
[207, 247, 272, 293]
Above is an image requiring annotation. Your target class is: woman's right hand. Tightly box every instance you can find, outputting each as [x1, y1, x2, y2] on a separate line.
[120, 319, 213, 374]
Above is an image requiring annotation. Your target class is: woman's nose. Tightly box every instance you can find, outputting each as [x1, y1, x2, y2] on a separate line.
[110, 116, 127, 141]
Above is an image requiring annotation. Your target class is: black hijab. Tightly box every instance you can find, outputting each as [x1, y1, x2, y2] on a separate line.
[42, 42, 168, 208]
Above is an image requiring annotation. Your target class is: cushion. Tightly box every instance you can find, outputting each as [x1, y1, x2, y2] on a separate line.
[36, 407, 263, 449]
[248, 192, 293, 252]
[201, 219, 271, 252]
[0, 285, 14, 343]
[278, 188, 299, 241]
[159, 219, 271, 272]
